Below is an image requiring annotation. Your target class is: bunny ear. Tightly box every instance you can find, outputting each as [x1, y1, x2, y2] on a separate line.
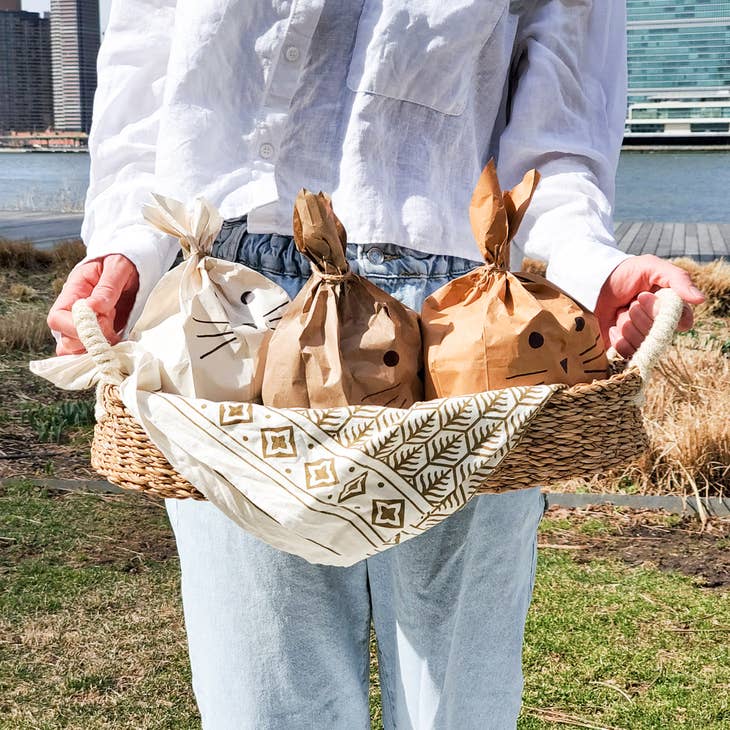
[142, 194, 189, 237]
[469, 159, 509, 267]
[189, 197, 224, 255]
[293, 189, 349, 275]
[503, 168, 540, 242]
[142, 194, 223, 257]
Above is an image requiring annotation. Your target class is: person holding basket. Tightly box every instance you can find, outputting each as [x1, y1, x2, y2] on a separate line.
[47, 1, 704, 728]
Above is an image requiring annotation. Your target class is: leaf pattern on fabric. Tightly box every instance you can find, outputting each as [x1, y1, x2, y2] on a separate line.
[121, 380, 560, 566]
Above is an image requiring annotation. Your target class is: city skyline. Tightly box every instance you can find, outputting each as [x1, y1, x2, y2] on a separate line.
[50, 0, 100, 132]
[21, 0, 109, 31]
[0, 0, 100, 134]
[625, 0, 730, 139]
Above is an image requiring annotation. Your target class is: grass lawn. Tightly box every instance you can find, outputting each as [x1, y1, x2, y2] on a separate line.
[1, 242, 728, 727]
[1, 481, 727, 729]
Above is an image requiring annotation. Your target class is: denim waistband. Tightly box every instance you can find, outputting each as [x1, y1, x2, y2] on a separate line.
[210, 215, 482, 281]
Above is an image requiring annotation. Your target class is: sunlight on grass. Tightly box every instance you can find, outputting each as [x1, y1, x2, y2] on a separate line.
[1, 485, 727, 729]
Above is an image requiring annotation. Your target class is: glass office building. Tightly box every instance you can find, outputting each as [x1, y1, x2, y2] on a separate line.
[0, 9, 54, 133]
[626, 1, 730, 139]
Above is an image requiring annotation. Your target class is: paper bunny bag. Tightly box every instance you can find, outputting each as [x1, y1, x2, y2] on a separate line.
[31, 195, 290, 404]
[421, 161, 608, 398]
[262, 189, 423, 408]
[132, 195, 290, 402]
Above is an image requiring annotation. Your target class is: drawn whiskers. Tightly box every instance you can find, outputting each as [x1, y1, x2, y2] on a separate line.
[263, 301, 289, 329]
[505, 369, 548, 380]
[578, 334, 601, 357]
[195, 330, 237, 359]
[582, 352, 605, 365]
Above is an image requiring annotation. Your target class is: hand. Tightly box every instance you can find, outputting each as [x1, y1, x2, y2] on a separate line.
[594, 254, 705, 358]
[47, 254, 140, 355]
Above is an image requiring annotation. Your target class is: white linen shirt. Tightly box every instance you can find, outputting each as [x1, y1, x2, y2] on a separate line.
[81, 0, 630, 329]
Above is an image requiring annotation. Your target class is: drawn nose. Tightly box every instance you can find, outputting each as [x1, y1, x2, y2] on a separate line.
[560, 358, 568, 373]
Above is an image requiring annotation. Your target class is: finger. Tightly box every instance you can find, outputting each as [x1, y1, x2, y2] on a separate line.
[637, 290, 694, 332]
[85, 259, 135, 316]
[49, 309, 120, 349]
[620, 320, 645, 353]
[636, 256, 706, 304]
[628, 300, 653, 336]
[613, 307, 632, 336]
[677, 302, 694, 332]
[637, 291, 659, 318]
[47, 261, 103, 334]
[57, 335, 86, 356]
[609, 325, 636, 359]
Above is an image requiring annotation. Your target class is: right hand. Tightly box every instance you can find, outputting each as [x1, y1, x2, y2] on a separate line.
[47, 254, 140, 355]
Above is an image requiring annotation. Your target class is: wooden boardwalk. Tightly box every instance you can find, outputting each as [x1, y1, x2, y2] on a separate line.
[615, 222, 729, 261]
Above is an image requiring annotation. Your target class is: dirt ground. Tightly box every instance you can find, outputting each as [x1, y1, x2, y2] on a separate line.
[0, 358, 97, 481]
[541, 506, 730, 588]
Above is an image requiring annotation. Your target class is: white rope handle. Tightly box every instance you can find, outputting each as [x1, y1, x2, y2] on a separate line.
[71, 299, 124, 385]
[625, 288, 685, 385]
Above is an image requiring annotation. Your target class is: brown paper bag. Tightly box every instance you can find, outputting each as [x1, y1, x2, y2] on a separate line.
[262, 190, 423, 408]
[422, 160, 609, 398]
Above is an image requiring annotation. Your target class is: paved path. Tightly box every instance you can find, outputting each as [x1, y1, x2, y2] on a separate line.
[0, 212, 84, 249]
[1, 214, 728, 260]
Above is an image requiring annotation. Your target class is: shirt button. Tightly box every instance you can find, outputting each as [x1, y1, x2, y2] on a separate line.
[259, 143, 275, 160]
[284, 45, 300, 63]
[367, 247, 384, 265]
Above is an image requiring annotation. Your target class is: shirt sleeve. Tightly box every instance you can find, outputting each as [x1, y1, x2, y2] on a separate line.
[498, 0, 630, 312]
[79, 0, 178, 330]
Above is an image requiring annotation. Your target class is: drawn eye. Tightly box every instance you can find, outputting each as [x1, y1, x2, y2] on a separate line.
[383, 350, 400, 367]
[575, 316, 585, 332]
[241, 291, 255, 304]
[528, 332, 544, 349]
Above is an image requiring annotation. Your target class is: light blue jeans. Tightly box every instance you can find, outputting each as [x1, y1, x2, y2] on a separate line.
[165, 219, 546, 729]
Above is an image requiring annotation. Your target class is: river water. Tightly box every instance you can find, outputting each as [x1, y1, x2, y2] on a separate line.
[1, 150, 729, 222]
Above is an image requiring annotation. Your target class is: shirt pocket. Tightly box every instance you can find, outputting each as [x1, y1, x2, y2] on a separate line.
[346, 0, 509, 116]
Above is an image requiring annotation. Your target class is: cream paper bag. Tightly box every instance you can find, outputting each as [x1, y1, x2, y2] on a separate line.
[30, 194, 290, 404]
[135, 195, 290, 401]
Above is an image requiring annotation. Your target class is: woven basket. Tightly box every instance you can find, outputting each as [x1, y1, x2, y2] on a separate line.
[75, 289, 684, 500]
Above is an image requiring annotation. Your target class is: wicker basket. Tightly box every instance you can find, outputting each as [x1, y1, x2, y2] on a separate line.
[75, 289, 684, 501]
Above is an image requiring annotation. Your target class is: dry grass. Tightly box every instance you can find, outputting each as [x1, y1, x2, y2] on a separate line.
[8, 283, 39, 301]
[50, 239, 86, 277]
[672, 257, 730, 317]
[52, 275, 67, 296]
[0, 238, 84, 272]
[632, 342, 730, 497]
[1, 563, 198, 729]
[0, 308, 54, 353]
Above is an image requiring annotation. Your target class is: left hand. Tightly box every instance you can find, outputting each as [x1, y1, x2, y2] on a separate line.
[594, 254, 705, 358]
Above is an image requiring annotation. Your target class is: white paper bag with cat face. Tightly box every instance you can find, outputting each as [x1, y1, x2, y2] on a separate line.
[31, 195, 290, 404]
[130, 195, 289, 402]
[131, 195, 290, 402]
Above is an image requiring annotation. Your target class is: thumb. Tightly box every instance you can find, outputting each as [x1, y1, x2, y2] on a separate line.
[650, 261, 705, 305]
[84, 258, 131, 315]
